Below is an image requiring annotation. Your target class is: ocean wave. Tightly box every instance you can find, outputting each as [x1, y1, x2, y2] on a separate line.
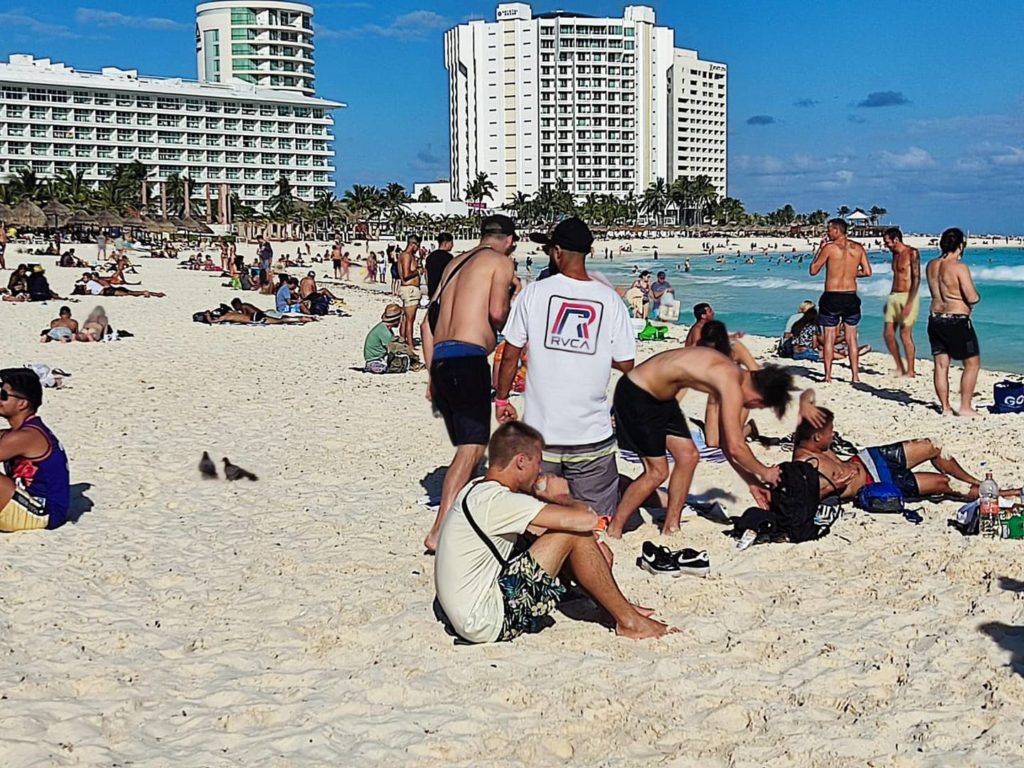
[685, 274, 894, 297]
[973, 265, 1024, 283]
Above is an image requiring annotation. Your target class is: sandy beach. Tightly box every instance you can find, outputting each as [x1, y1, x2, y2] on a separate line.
[1, 244, 1022, 766]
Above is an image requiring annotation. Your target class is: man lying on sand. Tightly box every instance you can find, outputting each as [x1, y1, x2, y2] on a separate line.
[40, 306, 79, 343]
[608, 347, 813, 538]
[435, 422, 674, 643]
[793, 406, 1018, 500]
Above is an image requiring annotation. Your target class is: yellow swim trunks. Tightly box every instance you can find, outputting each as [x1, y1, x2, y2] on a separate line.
[884, 292, 920, 326]
[0, 489, 49, 532]
[398, 285, 422, 308]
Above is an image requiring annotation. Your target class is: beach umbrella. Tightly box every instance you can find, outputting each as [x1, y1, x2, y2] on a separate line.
[94, 210, 124, 228]
[68, 209, 96, 226]
[42, 199, 72, 228]
[120, 211, 147, 229]
[181, 215, 214, 235]
[9, 199, 47, 228]
[154, 218, 178, 234]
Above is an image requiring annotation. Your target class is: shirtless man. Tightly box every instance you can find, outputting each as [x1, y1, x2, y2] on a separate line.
[684, 303, 714, 347]
[926, 227, 981, 417]
[792, 406, 1012, 501]
[396, 234, 423, 352]
[299, 270, 338, 313]
[0, 227, 7, 270]
[331, 240, 343, 280]
[608, 346, 806, 538]
[41, 306, 78, 343]
[422, 215, 518, 553]
[809, 219, 872, 382]
[882, 227, 921, 377]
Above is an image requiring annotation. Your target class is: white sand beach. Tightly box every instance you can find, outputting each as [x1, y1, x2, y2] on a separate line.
[1, 245, 1022, 766]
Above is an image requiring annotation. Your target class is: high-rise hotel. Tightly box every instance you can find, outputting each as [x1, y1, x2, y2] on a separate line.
[445, 3, 727, 205]
[0, 1, 342, 213]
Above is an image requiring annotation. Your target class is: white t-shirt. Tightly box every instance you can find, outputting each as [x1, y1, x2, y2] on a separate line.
[85, 280, 103, 295]
[503, 273, 635, 446]
[434, 480, 545, 644]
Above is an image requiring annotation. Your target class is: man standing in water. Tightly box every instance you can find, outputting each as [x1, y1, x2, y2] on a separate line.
[926, 227, 981, 417]
[882, 227, 921, 378]
[809, 219, 872, 382]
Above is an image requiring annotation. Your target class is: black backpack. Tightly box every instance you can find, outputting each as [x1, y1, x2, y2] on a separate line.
[770, 461, 832, 542]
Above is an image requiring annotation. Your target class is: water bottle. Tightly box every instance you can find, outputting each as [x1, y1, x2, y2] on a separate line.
[978, 470, 999, 537]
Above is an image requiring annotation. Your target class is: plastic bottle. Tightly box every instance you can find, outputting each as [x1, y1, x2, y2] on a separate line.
[978, 470, 999, 537]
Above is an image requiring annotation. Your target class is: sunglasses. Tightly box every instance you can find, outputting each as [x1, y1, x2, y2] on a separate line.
[0, 390, 27, 402]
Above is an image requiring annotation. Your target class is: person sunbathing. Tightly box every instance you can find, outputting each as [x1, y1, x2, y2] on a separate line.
[76, 306, 109, 342]
[793, 406, 1018, 500]
[40, 306, 79, 343]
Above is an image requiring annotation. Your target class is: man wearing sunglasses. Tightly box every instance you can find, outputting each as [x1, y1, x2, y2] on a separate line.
[0, 368, 70, 532]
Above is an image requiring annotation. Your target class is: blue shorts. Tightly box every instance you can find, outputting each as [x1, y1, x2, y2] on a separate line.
[857, 443, 919, 498]
[818, 291, 862, 328]
[281, 305, 302, 314]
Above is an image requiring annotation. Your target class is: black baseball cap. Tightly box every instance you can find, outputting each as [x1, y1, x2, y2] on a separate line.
[530, 218, 594, 254]
[480, 214, 517, 240]
[0, 367, 43, 410]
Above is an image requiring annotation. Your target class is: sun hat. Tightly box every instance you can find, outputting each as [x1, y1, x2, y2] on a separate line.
[381, 304, 403, 323]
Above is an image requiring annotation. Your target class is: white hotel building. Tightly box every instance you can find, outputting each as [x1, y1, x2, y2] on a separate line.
[0, 2, 341, 213]
[445, 3, 727, 205]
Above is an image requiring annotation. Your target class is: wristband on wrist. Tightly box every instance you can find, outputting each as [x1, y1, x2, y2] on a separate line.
[494, 398, 510, 407]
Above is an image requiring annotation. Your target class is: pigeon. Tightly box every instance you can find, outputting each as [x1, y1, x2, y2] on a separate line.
[222, 457, 258, 482]
[198, 451, 218, 479]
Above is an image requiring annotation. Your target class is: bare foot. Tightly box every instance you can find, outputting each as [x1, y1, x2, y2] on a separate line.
[661, 524, 681, 536]
[631, 604, 656, 618]
[616, 615, 677, 640]
[957, 408, 983, 418]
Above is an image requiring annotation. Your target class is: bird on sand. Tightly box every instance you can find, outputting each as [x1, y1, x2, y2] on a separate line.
[222, 457, 258, 481]
[199, 451, 218, 479]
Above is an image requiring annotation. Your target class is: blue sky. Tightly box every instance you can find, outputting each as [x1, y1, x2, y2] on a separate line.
[2, 1, 1023, 233]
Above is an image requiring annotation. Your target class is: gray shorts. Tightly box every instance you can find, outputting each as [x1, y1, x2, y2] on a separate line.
[541, 436, 619, 517]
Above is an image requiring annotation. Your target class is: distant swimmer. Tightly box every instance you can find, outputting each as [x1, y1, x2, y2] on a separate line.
[809, 219, 872, 383]
[882, 227, 921, 378]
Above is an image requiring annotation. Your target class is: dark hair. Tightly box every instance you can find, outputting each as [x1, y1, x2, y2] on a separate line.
[488, 421, 544, 469]
[0, 367, 43, 411]
[407, 233, 421, 244]
[749, 365, 795, 418]
[794, 407, 835, 446]
[883, 227, 903, 242]
[828, 218, 848, 234]
[697, 320, 731, 356]
[58, 305, 71, 315]
[790, 307, 819, 338]
[639, 270, 650, 278]
[693, 302, 711, 321]
[939, 227, 966, 255]
[437, 232, 453, 245]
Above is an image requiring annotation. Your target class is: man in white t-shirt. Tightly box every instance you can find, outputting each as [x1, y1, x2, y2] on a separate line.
[435, 421, 673, 643]
[495, 218, 635, 518]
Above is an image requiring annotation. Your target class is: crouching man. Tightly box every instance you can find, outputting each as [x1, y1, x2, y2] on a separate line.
[435, 422, 674, 643]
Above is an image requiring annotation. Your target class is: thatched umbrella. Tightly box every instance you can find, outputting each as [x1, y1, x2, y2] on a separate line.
[69, 209, 97, 226]
[94, 210, 124, 228]
[10, 199, 47, 228]
[181, 215, 214, 235]
[0, 203, 12, 223]
[120, 211, 147, 229]
[166, 216, 186, 231]
[151, 218, 177, 235]
[42, 199, 72, 229]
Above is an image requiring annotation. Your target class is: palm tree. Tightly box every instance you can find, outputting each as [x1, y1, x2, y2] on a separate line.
[669, 176, 692, 226]
[417, 186, 439, 203]
[267, 174, 297, 220]
[869, 206, 887, 225]
[689, 175, 719, 228]
[342, 183, 386, 239]
[504, 190, 531, 222]
[836, 205, 851, 220]
[312, 190, 340, 239]
[640, 178, 670, 225]
[384, 182, 409, 220]
[8, 168, 43, 202]
[464, 171, 497, 208]
[53, 168, 90, 207]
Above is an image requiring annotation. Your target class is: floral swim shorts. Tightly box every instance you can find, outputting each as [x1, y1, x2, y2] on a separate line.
[497, 552, 566, 641]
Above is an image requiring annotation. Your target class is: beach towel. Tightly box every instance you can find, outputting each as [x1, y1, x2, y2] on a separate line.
[618, 420, 727, 465]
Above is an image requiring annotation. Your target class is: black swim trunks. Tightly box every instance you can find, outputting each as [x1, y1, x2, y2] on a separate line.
[431, 341, 491, 446]
[927, 314, 979, 360]
[613, 375, 692, 458]
[857, 443, 920, 498]
[818, 291, 862, 327]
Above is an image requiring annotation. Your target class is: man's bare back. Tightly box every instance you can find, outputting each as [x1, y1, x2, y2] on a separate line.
[432, 246, 514, 352]
[927, 256, 978, 315]
[630, 346, 742, 402]
[811, 236, 871, 291]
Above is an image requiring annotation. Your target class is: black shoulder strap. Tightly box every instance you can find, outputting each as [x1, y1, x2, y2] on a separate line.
[429, 245, 488, 307]
[461, 481, 510, 570]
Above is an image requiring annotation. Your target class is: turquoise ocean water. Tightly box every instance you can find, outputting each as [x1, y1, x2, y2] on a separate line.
[587, 247, 1024, 374]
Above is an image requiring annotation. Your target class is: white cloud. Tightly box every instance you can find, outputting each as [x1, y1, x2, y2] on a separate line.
[319, 10, 449, 40]
[75, 8, 187, 31]
[879, 146, 936, 171]
[0, 10, 78, 38]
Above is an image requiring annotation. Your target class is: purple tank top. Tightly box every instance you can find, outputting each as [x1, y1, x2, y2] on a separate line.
[5, 416, 70, 528]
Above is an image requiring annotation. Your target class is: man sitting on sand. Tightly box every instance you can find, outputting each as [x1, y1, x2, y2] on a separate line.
[299, 271, 339, 314]
[792, 406, 1013, 500]
[41, 306, 78, 343]
[364, 304, 416, 373]
[276, 277, 303, 314]
[0, 368, 70, 532]
[684, 303, 714, 347]
[435, 422, 673, 643]
[609, 347, 806, 538]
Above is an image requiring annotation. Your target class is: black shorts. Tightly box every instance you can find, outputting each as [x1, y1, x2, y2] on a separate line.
[613, 375, 691, 458]
[819, 291, 862, 327]
[928, 314, 979, 360]
[332, 259, 342, 267]
[431, 353, 491, 447]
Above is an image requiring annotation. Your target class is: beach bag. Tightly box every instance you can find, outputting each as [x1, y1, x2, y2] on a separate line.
[992, 380, 1024, 414]
[308, 293, 330, 316]
[855, 482, 904, 514]
[949, 500, 980, 536]
[637, 321, 668, 341]
[778, 337, 795, 358]
[769, 462, 834, 542]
